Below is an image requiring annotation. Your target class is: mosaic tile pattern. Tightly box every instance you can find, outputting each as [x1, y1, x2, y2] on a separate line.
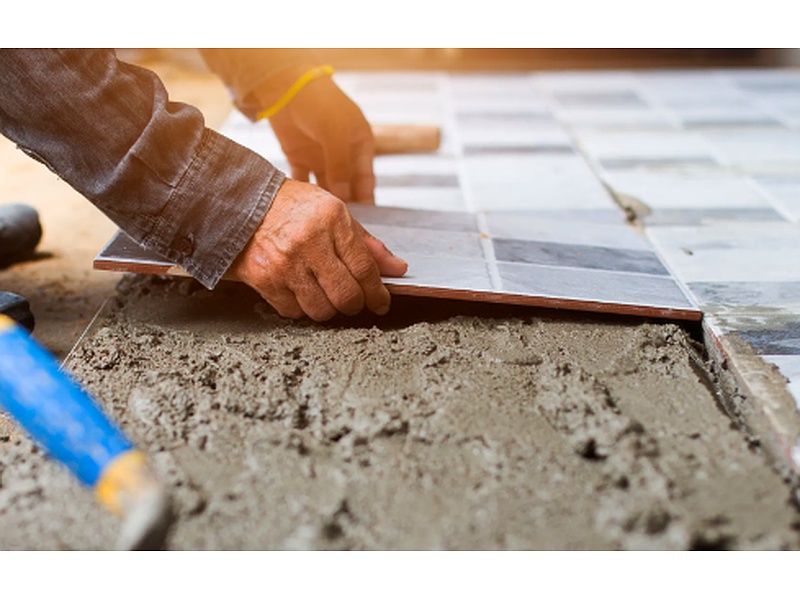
[97, 68, 800, 437]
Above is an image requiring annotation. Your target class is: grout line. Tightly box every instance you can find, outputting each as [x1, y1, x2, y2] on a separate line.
[475, 212, 503, 292]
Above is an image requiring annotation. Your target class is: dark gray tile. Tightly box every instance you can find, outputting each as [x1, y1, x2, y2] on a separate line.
[497, 262, 696, 310]
[376, 174, 460, 188]
[643, 208, 787, 226]
[464, 144, 575, 156]
[737, 321, 800, 355]
[493, 238, 669, 276]
[347, 204, 478, 233]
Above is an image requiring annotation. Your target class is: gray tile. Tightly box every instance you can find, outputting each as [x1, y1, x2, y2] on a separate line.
[456, 111, 557, 125]
[687, 282, 800, 314]
[496, 262, 696, 310]
[599, 157, 720, 171]
[375, 189, 467, 212]
[364, 223, 484, 260]
[493, 238, 669, 276]
[643, 208, 787, 226]
[347, 205, 478, 233]
[487, 209, 627, 226]
[553, 91, 647, 108]
[484, 211, 650, 250]
[383, 255, 494, 292]
[376, 174, 460, 188]
[737, 321, 800, 355]
[464, 144, 575, 156]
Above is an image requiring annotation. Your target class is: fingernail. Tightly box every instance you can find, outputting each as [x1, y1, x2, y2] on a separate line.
[375, 303, 390, 316]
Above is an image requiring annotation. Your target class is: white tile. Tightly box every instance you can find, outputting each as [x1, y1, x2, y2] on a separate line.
[646, 223, 800, 283]
[602, 171, 773, 210]
[465, 155, 614, 211]
[575, 130, 717, 162]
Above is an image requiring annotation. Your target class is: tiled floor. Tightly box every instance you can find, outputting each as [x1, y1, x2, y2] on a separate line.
[99, 68, 800, 473]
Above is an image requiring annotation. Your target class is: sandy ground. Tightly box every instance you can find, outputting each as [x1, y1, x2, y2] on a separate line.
[1, 54, 800, 550]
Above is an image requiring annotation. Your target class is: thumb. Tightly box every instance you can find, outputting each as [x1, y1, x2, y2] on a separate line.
[356, 223, 408, 277]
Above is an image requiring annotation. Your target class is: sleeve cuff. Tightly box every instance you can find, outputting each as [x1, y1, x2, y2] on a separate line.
[141, 128, 285, 289]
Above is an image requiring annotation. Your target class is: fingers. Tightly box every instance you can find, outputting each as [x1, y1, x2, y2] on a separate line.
[231, 179, 406, 321]
[354, 221, 408, 277]
[350, 138, 376, 204]
[322, 135, 353, 202]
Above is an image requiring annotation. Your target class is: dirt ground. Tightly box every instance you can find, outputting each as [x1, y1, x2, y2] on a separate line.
[1, 54, 800, 550]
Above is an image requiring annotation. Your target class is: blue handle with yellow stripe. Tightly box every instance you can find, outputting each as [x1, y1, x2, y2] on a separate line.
[0, 314, 134, 486]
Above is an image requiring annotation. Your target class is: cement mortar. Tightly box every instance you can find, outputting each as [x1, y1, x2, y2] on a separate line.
[1, 275, 799, 550]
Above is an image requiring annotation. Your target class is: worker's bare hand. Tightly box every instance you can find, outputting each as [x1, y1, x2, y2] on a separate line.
[229, 179, 407, 321]
[267, 77, 376, 204]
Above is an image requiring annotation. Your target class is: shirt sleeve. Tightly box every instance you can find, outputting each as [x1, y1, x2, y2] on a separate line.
[200, 48, 320, 121]
[0, 48, 284, 289]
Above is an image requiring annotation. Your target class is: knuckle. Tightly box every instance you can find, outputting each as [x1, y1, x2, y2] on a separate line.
[350, 257, 377, 282]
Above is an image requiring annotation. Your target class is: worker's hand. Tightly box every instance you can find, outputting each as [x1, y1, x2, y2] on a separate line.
[229, 179, 407, 321]
[266, 77, 376, 204]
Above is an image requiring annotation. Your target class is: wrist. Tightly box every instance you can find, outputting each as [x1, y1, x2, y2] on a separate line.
[253, 65, 335, 121]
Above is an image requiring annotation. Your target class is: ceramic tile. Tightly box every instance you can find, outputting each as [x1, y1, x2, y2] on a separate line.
[576, 130, 719, 164]
[375, 188, 467, 212]
[363, 223, 484, 260]
[735, 320, 800, 355]
[347, 204, 478, 233]
[555, 108, 676, 130]
[701, 130, 800, 168]
[646, 223, 800, 283]
[483, 211, 650, 250]
[602, 171, 774, 210]
[687, 282, 800, 315]
[552, 91, 647, 108]
[376, 174, 460, 188]
[642, 208, 786, 227]
[493, 238, 668, 276]
[751, 175, 800, 222]
[496, 262, 696, 311]
[383, 255, 495, 293]
[464, 155, 614, 210]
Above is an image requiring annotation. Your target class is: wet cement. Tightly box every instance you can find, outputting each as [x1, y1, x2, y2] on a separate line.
[2, 275, 800, 550]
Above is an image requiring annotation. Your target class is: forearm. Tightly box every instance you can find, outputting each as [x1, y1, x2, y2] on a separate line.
[0, 49, 283, 289]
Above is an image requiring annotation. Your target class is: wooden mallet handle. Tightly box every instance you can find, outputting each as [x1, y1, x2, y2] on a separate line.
[371, 124, 441, 155]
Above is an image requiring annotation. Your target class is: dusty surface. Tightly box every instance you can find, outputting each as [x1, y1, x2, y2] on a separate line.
[2, 52, 800, 550]
[1, 276, 799, 549]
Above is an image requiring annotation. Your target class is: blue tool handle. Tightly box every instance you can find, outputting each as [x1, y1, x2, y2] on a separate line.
[0, 316, 134, 486]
